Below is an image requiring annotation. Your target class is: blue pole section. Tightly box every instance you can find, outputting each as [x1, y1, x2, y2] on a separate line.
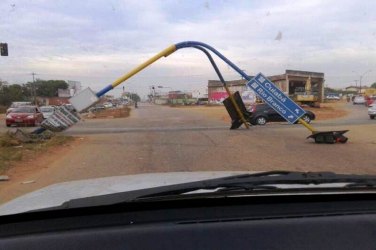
[175, 41, 250, 81]
[96, 84, 113, 98]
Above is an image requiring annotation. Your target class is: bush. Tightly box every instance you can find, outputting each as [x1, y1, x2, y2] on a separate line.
[0, 105, 7, 114]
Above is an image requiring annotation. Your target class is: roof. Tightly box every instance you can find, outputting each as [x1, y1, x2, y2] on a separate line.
[285, 70, 324, 78]
[41, 97, 70, 106]
[346, 85, 369, 89]
[208, 79, 248, 87]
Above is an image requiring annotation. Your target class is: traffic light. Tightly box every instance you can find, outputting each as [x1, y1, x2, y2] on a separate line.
[0, 43, 8, 56]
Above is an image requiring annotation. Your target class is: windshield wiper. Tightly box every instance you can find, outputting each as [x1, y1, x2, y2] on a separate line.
[32, 171, 376, 212]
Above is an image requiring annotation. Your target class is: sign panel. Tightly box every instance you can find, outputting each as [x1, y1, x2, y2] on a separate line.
[247, 73, 306, 123]
[41, 105, 80, 132]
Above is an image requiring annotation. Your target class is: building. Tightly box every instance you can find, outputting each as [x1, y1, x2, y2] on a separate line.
[57, 80, 82, 98]
[208, 70, 325, 103]
[168, 91, 192, 99]
[36, 97, 70, 106]
[208, 79, 248, 103]
[57, 89, 71, 98]
[344, 86, 369, 94]
[66, 80, 82, 96]
[268, 70, 325, 102]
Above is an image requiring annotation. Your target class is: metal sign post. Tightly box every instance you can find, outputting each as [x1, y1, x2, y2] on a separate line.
[29, 41, 348, 143]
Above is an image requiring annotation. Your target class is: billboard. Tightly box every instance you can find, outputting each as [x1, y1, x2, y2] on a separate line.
[209, 92, 228, 102]
[209, 89, 256, 104]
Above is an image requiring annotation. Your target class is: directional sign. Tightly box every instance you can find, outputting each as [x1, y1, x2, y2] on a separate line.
[247, 73, 306, 124]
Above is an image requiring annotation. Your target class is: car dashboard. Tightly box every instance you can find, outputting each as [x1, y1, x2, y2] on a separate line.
[1, 192, 376, 250]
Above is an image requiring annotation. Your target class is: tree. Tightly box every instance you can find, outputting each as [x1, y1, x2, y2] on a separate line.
[29, 79, 68, 97]
[0, 84, 27, 106]
[324, 87, 340, 95]
[0, 79, 68, 107]
[371, 82, 376, 89]
[124, 92, 141, 102]
[130, 93, 141, 102]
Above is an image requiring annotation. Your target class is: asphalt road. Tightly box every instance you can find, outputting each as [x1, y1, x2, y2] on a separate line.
[0, 102, 375, 203]
[319, 102, 374, 126]
[66, 101, 374, 134]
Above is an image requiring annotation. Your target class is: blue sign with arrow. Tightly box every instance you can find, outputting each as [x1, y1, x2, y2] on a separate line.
[247, 73, 306, 124]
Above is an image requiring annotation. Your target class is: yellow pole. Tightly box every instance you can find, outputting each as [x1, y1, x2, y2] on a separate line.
[106, 44, 250, 129]
[111, 45, 177, 88]
[223, 86, 250, 129]
[298, 118, 316, 133]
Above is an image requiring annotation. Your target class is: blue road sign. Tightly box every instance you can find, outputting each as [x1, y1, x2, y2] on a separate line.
[247, 73, 306, 124]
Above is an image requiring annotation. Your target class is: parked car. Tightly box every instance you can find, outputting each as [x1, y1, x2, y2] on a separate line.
[365, 96, 376, 107]
[5, 106, 44, 127]
[248, 103, 315, 125]
[326, 95, 340, 100]
[353, 95, 366, 105]
[368, 101, 376, 120]
[39, 106, 55, 119]
[88, 104, 105, 113]
[103, 102, 114, 108]
[6, 101, 32, 114]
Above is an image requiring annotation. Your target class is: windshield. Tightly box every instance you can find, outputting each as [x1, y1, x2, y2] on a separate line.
[0, 0, 375, 215]
[40, 107, 54, 112]
[10, 102, 31, 108]
[11, 107, 35, 113]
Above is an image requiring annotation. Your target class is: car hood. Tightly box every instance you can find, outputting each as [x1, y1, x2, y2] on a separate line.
[0, 171, 248, 216]
[8, 113, 32, 117]
[42, 112, 54, 117]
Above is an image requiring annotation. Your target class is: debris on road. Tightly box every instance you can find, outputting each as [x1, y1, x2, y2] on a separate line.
[82, 107, 131, 119]
[0, 175, 9, 181]
[21, 180, 35, 184]
[7, 129, 54, 143]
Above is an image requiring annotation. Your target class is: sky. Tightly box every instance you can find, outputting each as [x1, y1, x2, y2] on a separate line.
[0, 0, 375, 98]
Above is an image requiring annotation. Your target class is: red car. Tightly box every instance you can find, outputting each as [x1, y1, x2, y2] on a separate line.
[365, 96, 376, 107]
[5, 106, 44, 127]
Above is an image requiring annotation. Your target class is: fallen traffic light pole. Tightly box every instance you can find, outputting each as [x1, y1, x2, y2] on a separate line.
[31, 41, 348, 144]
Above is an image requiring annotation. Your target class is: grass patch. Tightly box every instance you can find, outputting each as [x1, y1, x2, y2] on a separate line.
[0, 133, 74, 174]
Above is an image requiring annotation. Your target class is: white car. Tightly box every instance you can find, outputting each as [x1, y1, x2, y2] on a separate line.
[326, 95, 340, 100]
[368, 101, 376, 120]
[103, 102, 114, 108]
[353, 96, 366, 105]
[39, 106, 55, 119]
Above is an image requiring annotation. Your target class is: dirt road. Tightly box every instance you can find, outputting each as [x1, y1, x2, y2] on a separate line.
[0, 103, 375, 203]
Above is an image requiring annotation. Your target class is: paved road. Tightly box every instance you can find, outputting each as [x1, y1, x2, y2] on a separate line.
[319, 102, 373, 126]
[65, 103, 228, 135]
[0, 103, 375, 203]
[65, 101, 373, 134]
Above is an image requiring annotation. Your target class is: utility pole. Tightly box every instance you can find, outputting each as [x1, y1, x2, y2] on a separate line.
[31, 72, 37, 105]
[353, 70, 372, 95]
[359, 70, 372, 94]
